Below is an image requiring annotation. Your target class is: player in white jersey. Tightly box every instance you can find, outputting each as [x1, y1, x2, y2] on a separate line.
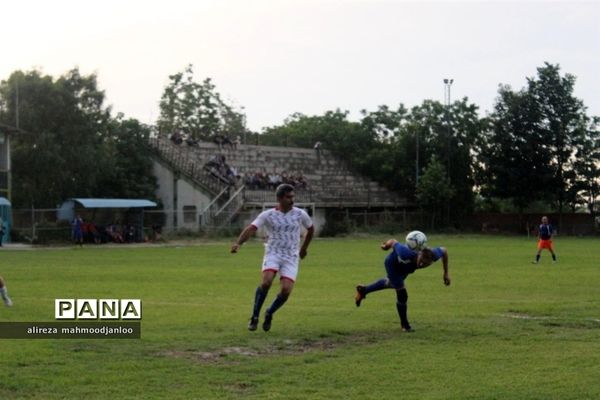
[231, 184, 314, 331]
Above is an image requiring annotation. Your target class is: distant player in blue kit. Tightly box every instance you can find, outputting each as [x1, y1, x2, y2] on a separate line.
[355, 238, 450, 332]
[532, 216, 557, 264]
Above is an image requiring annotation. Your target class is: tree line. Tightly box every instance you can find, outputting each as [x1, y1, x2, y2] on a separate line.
[0, 63, 598, 228]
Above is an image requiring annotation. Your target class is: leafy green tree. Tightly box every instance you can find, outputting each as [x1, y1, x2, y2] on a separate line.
[527, 63, 591, 214]
[158, 64, 248, 140]
[570, 116, 600, 216]
[0, 68, 157, 208]
[416, 156, 455, 229]
[479, 85, 553, 212]
[0, 69, 110, 207]
[97, 116, 157, 199]
[482, 63, 595, 217]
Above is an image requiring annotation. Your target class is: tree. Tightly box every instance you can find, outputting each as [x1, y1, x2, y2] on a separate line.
[570, 116, 600, 216]
[527, 63, 590, 215]
[157, 65, 248, 140]
[482, 63, 595, 217]
[416, 157, 454, 229]
[97, 116, 157, 199]
[0, 68, 157, 208]
[0, 69, 111, 207]
[479, 85, 553, 212]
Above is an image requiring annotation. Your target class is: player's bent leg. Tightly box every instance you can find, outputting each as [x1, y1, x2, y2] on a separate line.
[356, 278, 391, 306]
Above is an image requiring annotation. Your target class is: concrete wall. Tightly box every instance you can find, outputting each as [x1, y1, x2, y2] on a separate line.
[153, 160, 211, 231]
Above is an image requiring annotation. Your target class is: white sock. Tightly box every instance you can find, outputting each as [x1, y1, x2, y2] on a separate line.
[0, 286, 8, 299]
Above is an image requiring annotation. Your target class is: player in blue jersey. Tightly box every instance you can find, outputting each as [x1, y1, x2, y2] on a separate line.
[532, 216, 557, 264]
[354, 238, 450, 332]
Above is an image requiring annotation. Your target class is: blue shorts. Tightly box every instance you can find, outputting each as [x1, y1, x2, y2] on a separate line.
[384, 260, 408, 289]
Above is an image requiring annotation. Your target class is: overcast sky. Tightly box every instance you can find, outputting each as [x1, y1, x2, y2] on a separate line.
[1, 0, 598, 131]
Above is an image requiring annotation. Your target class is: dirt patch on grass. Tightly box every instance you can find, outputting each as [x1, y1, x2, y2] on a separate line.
[160, 331, 393, 364]
[501, 311, 600, 329]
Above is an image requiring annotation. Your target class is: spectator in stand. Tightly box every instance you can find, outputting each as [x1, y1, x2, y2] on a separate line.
[170, 131, 183, 145]
[186, 135, 199, 147]
[233, 135, 242, 150]
[213, 134, 225, 150]
[223, 136, 234, 150]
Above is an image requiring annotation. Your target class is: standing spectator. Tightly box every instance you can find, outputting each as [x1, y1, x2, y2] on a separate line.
[72, 215, 84, 247]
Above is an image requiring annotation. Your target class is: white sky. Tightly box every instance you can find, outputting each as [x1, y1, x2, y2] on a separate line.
[1, 0, 598, 131]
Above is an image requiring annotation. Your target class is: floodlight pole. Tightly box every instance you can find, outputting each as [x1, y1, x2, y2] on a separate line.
[415, 126, 420, 184]
[443, 79, 453, 179]
[443, 78, 453, 226]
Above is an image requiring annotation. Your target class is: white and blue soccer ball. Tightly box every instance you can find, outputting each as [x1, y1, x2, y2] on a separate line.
[405, 230, 427, 251]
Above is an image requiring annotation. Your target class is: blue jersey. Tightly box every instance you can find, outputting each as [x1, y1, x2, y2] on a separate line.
[385, 243, 443, 274]
[539, 224, 553, 240]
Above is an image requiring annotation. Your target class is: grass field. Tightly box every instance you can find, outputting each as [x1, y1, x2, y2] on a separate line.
[0, 235, 599, 399]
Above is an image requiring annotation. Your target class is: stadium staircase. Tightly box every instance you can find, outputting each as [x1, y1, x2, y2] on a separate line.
[149, 136, 404, 229]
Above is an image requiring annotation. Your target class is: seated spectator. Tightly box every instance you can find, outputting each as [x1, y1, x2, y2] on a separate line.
[223, 136, 234, 150]
[152, 224, 162, 241]
[124, 224, 135, 243]
[170, 131, 183, 145]
[213, 134, 225, 150]
[233, 135, 242, 150]
[186, 136, 199, 147]
[107, 222, 124, 243]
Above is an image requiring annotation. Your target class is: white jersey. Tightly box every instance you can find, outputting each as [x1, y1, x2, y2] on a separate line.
[251, 207, 313, 257]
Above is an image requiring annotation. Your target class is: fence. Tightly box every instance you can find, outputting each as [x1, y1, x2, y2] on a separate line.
[8, 208, 598, 243]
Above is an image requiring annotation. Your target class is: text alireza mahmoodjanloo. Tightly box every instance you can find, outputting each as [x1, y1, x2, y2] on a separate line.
[55, 299, 142, 320]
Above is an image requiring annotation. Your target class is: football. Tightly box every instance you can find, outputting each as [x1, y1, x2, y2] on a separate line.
[405, 230, 427, 251]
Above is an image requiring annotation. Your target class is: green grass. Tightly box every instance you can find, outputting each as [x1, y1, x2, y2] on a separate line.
[0, 235, 599, 399]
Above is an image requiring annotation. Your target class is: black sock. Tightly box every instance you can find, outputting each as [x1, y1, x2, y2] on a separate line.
[252, 287, 268, 318]
[266, 294, 288, 315]
[396, 302, 409, 327]
[536, 254, 540, 262]
[552, 254, 556, 261]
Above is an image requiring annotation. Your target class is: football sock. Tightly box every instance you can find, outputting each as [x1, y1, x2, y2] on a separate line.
[252, 286, 268, 318]
[365, 278, 389, 295]
[396, 302, 409, 326]
[396, 289, 409, 326]
[535, 254, 540, 262]
[552, 254, 556, 261]
[0, 286, 8, 300]
[266, 294, 288, 315]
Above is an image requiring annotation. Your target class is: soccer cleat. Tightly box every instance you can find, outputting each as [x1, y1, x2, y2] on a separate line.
[2, 296, 12, 307]
[262, 312, 273, 332]
[247, 316, 259, 331]
[355, 285, 367, 307]
[401, 323, 414, 333]
[531, 261, 539, 264]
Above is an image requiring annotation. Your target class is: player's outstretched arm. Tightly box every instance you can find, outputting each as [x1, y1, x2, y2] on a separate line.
[440, 247, 450, 286]
[231, 225, 258, 253]
[381, 239, 398, 251]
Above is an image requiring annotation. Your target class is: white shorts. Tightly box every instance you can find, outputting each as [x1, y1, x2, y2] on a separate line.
[261, 253, 299, 282]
